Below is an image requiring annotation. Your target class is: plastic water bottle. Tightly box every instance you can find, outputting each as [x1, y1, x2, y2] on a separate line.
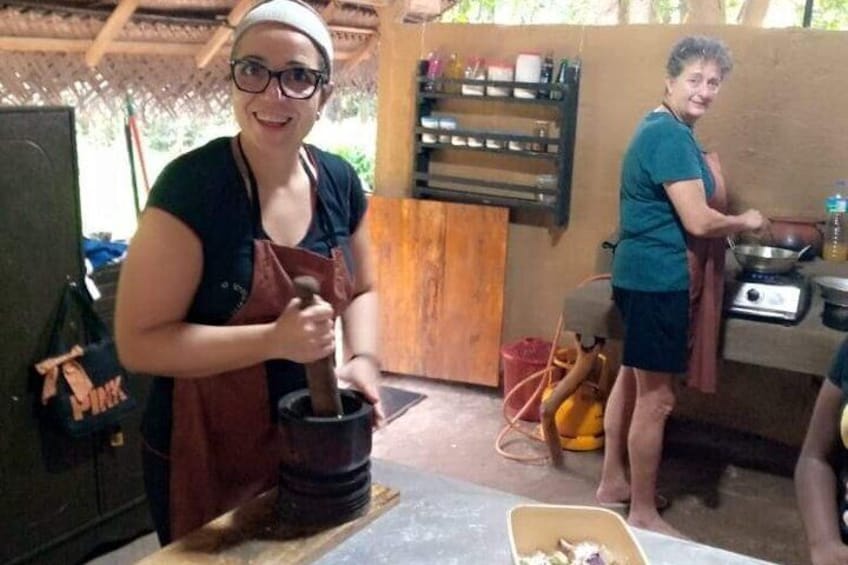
[824, 185, 848, 262]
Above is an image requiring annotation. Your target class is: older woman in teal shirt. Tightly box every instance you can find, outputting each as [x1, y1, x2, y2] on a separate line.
[596, 35, 765, 538]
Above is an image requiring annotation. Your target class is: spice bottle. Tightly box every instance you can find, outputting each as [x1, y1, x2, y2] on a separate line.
[538, 52, 554, 99]
[461, 57, 486, 96]
[424, 51, 443, 92]
[444, 52, 464, 94]
[550, 58, 569, 100]
[486, 61, 513, 96]
[514, 52, 542, 98]
[530, 121, 548, 152]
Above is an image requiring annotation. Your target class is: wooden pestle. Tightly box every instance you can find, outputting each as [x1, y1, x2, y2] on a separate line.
[292, 276, 344, 417]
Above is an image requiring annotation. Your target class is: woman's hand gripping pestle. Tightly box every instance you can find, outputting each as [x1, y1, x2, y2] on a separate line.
[292, 276, 344, 417]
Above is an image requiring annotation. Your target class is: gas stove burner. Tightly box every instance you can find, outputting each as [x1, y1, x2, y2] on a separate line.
[726, 269, 811, 324]
[737, 269, 803, 285]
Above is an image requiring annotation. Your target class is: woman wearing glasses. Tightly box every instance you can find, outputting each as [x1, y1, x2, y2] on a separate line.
[115, 0, 382, 544]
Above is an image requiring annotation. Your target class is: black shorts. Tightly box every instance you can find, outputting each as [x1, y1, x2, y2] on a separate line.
[612, 286, 689, 374]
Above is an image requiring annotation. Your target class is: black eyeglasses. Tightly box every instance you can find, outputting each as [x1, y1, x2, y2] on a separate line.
[230, 59, 327, 99]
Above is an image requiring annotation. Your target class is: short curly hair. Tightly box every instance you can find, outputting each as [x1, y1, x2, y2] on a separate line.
[666, 35, 733, 79]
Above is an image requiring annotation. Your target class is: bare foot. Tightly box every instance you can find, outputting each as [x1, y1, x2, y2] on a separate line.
[596, 481, 630, 505]
[627, 515, 690, 540]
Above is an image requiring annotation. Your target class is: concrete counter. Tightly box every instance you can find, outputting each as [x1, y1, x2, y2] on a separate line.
[319, 459, 772, 564]
[138, 459, 772, 564]
[563, 257, 848, 376]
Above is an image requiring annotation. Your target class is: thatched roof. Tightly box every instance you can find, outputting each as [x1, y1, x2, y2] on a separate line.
[0, 0, 456, 119]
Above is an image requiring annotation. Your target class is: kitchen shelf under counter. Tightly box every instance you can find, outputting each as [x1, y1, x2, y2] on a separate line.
[563, 256, 848, 377]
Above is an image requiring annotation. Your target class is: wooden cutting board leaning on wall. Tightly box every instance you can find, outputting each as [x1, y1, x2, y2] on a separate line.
[366, 196, 508, 387]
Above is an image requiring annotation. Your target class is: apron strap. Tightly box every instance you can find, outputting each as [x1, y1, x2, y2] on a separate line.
[231, 136, 338, 249]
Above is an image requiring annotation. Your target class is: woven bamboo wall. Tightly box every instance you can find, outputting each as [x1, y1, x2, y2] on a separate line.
[0, 5, 379, 121]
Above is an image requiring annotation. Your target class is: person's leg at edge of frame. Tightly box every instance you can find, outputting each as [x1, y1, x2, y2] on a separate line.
[596, 365, 637, 503]
[626, 368, 687, 539]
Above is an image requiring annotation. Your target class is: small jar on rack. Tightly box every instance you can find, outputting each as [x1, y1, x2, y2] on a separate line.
[486, 61, 513, 97]
[443, 52, 464, 94]
[514, 52, 542, 98]
[529, 121, 548, 153]
[461, 57, 487, 96]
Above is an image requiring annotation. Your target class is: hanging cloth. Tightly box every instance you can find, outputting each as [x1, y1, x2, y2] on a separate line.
[685, 151, 728, 393]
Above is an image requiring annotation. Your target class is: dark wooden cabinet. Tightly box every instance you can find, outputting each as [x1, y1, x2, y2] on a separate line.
[0, 108, 150, 565]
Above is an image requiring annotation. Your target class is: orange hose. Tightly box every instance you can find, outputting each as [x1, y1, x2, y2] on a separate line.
[494, 273, 611, 463]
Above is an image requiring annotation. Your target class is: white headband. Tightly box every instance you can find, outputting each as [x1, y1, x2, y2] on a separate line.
[233, 0, 334, 78]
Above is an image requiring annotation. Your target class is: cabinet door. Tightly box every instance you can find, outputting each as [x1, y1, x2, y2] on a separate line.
[0, 108, 99, 563]
[90, 265, 151, 522]
[368, 196, 508, 386]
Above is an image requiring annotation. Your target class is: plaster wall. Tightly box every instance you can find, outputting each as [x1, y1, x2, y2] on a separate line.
[374, 23, 848, 444]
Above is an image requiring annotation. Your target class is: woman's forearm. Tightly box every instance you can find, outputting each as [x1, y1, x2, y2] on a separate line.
[689, 208, 752, 238]
[796, 455, 843, 548]
[340, 290, 379, 360]
[665, 179, 762, 238]
[117, 321, 275, 378]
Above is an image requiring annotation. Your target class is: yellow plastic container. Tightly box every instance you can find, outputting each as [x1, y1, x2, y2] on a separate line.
[508, 504, 649, 565]
[541, 382, 604, 451]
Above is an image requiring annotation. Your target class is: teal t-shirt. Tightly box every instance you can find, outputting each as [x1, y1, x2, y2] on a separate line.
[612, 111, 715, 291]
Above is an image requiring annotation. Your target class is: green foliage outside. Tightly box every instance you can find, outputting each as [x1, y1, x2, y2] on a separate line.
[805, 0, 848, 29]
[333, 145, 375, 191]
[442, 0, 848, 28]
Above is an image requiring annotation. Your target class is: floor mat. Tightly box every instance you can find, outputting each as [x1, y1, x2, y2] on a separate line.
[381, 385, 427, 424]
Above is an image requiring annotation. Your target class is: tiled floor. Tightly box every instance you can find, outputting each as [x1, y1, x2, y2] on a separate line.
[89, 373, 806, 564]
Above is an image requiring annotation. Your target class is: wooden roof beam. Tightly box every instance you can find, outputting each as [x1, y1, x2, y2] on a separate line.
[374, 0, 407, 24]
[84, 0, 139, 68]
[195, 0, 254, 69]
[737, 0, 770, 26]
[339, 0, 395, 7]
[331, 25, 377, 35]
[683, 0, 726, 24]
[338, 32, 378, 77]
[0, 35, 355, 60]
[322, 0, 339, 21]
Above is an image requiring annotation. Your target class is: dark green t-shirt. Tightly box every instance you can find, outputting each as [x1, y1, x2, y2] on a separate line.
[612, 112, 715, 291]
[827, 338, 848, 542]
[141, 137, 367, 451]
[145, 136, 367, 324]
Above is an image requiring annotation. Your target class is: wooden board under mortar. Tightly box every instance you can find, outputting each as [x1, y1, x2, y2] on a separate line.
[138, 484, 400, 564]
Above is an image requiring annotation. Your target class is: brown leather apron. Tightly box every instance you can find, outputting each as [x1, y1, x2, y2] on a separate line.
[686, 151, 727, 393]
[168, 138, 353, 540]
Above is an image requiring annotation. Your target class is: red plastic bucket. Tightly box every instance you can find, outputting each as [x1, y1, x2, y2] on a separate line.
[501, 338, 552, 422]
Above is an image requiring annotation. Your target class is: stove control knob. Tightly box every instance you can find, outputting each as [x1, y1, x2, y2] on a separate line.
[746, 288, 761, 302]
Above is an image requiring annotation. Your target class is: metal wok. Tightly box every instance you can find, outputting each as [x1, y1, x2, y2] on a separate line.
[729, 242, 809, 274]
